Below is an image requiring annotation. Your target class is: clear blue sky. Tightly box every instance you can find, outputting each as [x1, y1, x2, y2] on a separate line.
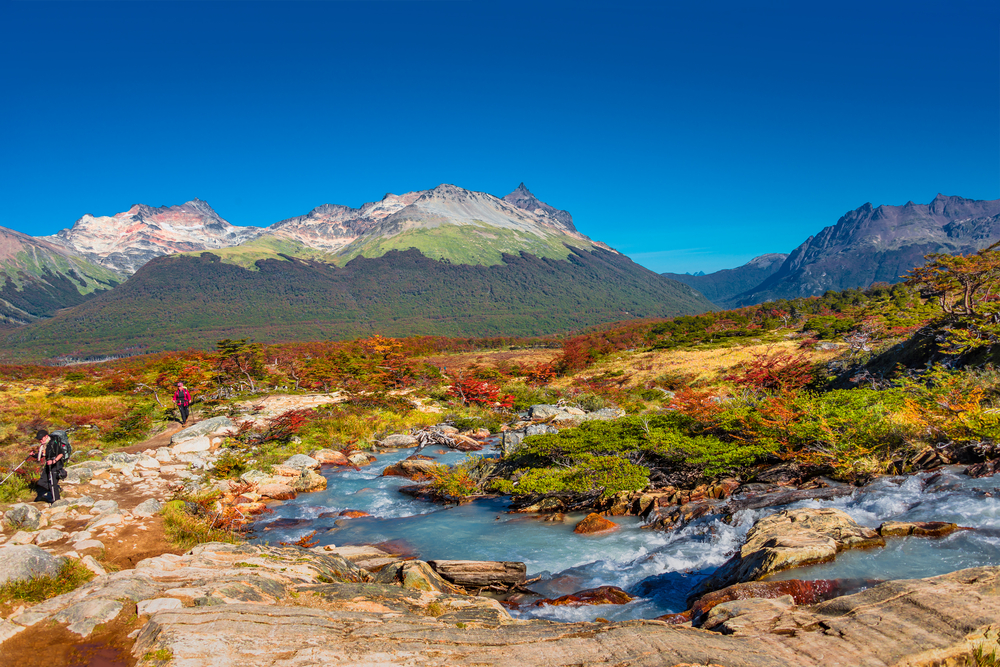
[2, 0, 997, 274]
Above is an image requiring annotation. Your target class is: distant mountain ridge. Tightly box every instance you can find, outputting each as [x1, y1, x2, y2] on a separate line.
[0, 183, 714, 359]
[670, 194, 1000, 308]
[663, 253, 787, 306]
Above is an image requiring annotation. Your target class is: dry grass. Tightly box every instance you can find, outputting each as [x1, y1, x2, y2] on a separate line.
[420, 349, 560, 373]
[550, 339, 843, 390]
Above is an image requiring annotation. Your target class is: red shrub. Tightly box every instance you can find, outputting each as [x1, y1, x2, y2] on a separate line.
[724, 350, 815, 391]
[448, 376, 514, 409]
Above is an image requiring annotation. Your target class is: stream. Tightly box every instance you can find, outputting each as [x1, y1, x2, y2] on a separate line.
[252, 444, 1000, 622]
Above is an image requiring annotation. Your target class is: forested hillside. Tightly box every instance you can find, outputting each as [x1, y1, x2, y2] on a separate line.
[0, 247, 713, 361]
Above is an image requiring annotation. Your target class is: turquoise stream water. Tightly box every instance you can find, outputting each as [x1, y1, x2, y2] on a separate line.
[253, 446, 1000, 622]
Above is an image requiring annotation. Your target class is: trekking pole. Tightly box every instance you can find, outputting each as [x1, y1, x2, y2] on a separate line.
[0, 459, 27, 487]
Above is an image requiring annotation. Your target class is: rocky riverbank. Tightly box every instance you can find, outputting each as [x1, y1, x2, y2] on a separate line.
[2, 403, 999, 665]
[4, 540, 999, 666]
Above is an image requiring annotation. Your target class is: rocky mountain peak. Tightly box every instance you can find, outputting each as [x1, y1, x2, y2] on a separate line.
[43, 199, 261, 275]
[502, 183, 576, 232]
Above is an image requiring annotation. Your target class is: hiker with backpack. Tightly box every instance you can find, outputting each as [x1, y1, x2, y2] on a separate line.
[34, 429, 70, 503]
[174, 381, 193, 425]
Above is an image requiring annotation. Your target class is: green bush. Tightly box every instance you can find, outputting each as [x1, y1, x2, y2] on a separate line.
[0, 470, 32, 503]
[802, 315, 856, 339]
[495, 415, 775, 495]
[103, 401, 157, 445]
[502, 382, 562, 411]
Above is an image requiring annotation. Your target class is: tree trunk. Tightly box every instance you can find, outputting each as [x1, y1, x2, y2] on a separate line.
[427, 560, 526, 587]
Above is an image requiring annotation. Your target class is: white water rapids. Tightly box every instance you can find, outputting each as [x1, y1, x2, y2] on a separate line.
[252, 445, 1000, 621]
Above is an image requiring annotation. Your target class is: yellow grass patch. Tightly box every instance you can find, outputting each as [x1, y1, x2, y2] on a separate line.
[419, 349, 560, 373]
[551, 339, 843, 390]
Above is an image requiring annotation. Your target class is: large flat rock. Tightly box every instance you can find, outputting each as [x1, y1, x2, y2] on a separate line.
[128, 567, 1000, 667]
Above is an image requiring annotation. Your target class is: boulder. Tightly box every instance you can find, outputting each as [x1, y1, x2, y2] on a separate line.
[500, 430, 523, 455]
[529, 404, 565, 420]
[690, 507, 884, 601]
[240, 469, 270, 485]
[448, 434, 484, 452]
[3, 503, 41, 531]
[290, 469, 327, 493]
[310, 449, 350, 465]
[105, 452, 141, 468]
[380, 434, 419, 448]
[878, 520, 967, 537]
[134, 498, 163, 518]
[74, 539, 105, 553]
[382, 456, 441, 481]
[258, 484, 297, 500]
[171, 416, 234, 444]
[582, 407, 627, 421]
[574, 513, 619, 535]
[0, 545, 65, 584]
[524, 423, 559, 437]
[136, 454, 161, 470]
[281, 454, 321, 470]
[9, 531, 35, 545]
[703, 595, 796, 634]
[93, 499, 119, 514]
[665, 578, 864, 626]
[373, 560, 465, 594]
[171, 436, 211, 455]
[87, 512, 124, 529]
[34, 528, 66, 545]
[338, 510, 371, 519]
[79, 555, 107, 576]
[347, 452, 375, 467]
[62, 467, 92, 484]
[535, 586, 633, 606]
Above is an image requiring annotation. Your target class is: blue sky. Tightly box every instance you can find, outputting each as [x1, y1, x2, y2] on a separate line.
[2, 0, 997, 274]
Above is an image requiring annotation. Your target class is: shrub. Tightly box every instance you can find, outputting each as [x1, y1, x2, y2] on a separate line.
[103, 401, 157, 445]
[161, 499, 242, 549]
[724, 350, 817, 391]
[502, 382, 562, 411]
[447, 377, 514, 409]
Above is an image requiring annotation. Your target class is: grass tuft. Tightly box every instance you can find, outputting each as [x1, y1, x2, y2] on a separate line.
[0, 559, 94, 604]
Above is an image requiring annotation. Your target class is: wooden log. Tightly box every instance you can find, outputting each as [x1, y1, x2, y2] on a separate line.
[427, 560, 527, 587]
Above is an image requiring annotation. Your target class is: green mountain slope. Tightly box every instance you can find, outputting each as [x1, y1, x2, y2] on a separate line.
[335, 221, 595, 266]
[0, 226, 122, 326]
[0, 247, 714, 360]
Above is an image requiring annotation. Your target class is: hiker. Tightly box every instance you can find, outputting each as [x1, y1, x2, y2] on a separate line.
[34, 429, 65, 503]
[174, 381, 193, 425]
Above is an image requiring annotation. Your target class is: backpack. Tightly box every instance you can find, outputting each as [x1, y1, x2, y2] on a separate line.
[50, 430, 72, 462]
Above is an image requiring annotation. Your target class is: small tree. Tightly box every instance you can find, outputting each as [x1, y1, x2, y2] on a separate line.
[906, 242, 1000, 353]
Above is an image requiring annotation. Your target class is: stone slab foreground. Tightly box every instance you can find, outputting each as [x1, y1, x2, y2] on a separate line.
[129, 566, 1000, 667]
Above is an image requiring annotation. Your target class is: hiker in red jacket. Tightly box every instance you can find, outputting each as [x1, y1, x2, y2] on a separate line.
[174, 381, 193, 425]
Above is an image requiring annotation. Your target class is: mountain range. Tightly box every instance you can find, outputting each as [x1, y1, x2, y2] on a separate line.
[0, 184, 712, 360]
[667, 194, 1000, 308]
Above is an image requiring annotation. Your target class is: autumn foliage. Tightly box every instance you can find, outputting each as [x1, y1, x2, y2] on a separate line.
[448, 376, 514, 409]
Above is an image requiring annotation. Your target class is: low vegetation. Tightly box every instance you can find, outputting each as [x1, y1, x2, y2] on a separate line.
[3, 246, 1000, 508]
[0, 559, 94, 605]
